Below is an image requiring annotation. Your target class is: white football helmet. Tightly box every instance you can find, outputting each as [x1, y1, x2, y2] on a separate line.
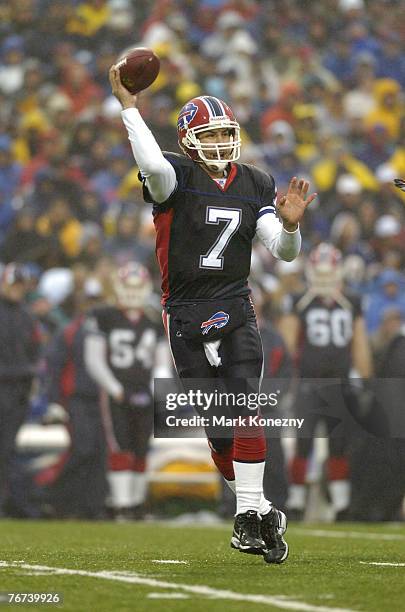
[112, 262, 152, 310]
[306, 243, 343, 296]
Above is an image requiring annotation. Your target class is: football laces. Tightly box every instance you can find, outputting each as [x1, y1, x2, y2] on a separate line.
[394, 178, 405, 192]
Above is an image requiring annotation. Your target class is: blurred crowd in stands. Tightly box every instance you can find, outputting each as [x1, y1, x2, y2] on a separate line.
[0, 0, 404, 520]
[1, 0, 404, 334]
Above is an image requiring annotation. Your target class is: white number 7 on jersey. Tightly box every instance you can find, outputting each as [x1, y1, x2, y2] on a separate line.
[200, 207, 242, 270]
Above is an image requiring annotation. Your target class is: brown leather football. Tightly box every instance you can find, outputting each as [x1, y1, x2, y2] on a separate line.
[116, 48, 160, 94]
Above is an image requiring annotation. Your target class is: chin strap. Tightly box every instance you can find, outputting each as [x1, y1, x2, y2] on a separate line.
[204, 160, 229, 173]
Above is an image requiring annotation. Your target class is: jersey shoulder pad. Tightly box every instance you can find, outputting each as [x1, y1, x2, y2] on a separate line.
[84, 305, 115, 334]
[141, 152, 192, 210]
[291, 292, 311, 313]
[242, 163, 276, 191]
[240, 163, 277, 211]
[162, 151, 195, 190]
[162, 151, 193, 169]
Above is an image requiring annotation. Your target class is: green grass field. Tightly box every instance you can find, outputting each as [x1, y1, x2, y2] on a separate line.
[1, 520, 405, 612]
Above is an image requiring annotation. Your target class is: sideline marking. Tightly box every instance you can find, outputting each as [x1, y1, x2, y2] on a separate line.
[0, 561, 359, 612]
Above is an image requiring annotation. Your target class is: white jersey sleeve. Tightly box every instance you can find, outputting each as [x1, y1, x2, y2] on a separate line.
[256, 210, 301, 261]
[84, 334, 124, 399]
[121, 107, 177, 203]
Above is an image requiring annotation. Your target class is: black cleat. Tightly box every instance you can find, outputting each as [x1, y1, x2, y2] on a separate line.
[231, 510, 266, 555]
[261, 507, 289, 564]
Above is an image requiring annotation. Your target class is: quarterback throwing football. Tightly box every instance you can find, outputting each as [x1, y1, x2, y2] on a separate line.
[109, 65, 316, 564]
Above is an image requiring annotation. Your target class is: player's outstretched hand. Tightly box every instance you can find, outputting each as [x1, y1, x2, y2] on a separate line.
[109, 65, 138, 110]
[277, 177, 317, 231]
[394, 178, 405, 192]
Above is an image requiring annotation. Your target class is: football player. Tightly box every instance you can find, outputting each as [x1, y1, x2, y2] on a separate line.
[279, 243, 373, 520]
[84, 262, 169, 520]
[109, 66, 316, 561]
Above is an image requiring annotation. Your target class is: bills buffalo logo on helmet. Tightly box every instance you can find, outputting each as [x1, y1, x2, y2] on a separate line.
[176, 96, 241, 171]
[177, 102, 198, 131]
[201, 311, 230, 335]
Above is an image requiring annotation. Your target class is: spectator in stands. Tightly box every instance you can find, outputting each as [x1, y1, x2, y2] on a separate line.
[76, 222, 105, 268]
[0, 35, 26, 96]
[325, 174, 364, 221]
[357, 124, 395, 172]
[364, 78, 402, 141]
[377, 33, 405, 89]
[0, 135, 21, 240]
[365, 269, 405, 334]
[59, 61, 103, 117]
[0, 207, 50, 266]
[36, 196, 83, 265]
[105, 211, 152, 266]
[311, 143, 377, 195]
[323, 34, 353, 85]
[330, 212, 374, 262]
[372, 214, 404, 264]
[261, 82, 302, 138]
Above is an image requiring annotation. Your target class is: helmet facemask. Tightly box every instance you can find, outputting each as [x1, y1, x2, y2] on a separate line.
[112, 263, 152, 312]
[306, 262, 344, 297]
[182, 121, 241, 173]
[306, 243, 344, 298]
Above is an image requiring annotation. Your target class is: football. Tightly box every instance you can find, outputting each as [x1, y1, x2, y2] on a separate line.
[116, 47, 160, 95]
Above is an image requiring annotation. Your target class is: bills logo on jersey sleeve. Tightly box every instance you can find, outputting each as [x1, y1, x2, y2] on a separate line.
[177, 102, 198, 130]
[201, 311, 230, 335]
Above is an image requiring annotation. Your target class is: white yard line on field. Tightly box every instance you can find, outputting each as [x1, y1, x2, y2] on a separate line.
[292, 529, 405, 542]
[360, 562, 405, 567]
[152, 560, 188, 564]
[0, 560, 360, 612]
[147, 593, 190, 599]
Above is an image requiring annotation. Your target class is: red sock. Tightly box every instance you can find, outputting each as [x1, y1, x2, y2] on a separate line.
[327, 456, 349, 481]
[109, 451, 136, 471]
[290, 457, 308, 485]
[234, 425, 266, 462]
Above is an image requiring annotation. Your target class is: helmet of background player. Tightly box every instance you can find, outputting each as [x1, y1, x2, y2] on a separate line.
[306, 243, 343, 296]
[177, 96, 241, 173]
[112, 262, 152, 311]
